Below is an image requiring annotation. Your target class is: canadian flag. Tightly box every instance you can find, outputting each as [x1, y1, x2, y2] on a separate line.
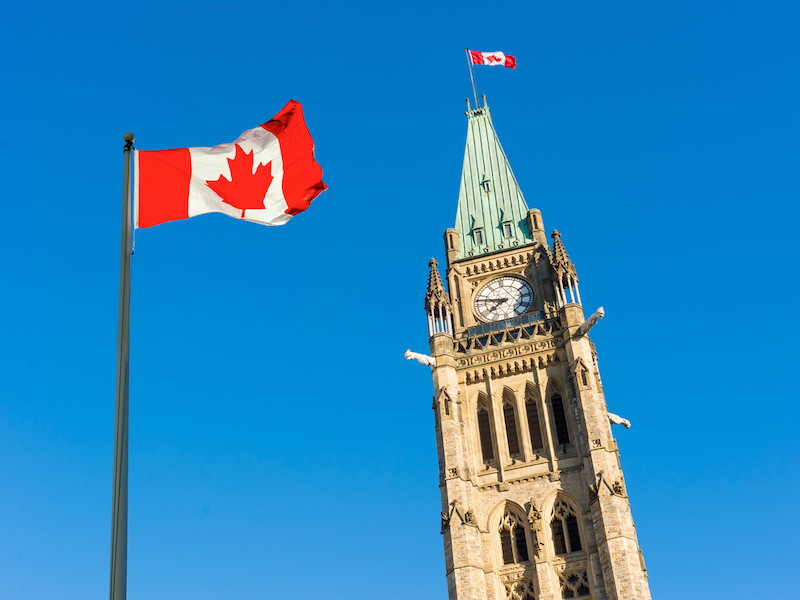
[469, 50, 516, 69]
[134, 100, 326, 229]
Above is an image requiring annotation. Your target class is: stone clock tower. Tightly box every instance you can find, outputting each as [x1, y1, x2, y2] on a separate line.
[414, 98, 652, 600]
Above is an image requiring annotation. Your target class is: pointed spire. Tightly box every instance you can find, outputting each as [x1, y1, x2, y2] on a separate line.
[550, 230, 574, 275]
[453, 98, 534, 260]
[550, 230, 582, 308]
[425, 258, 451, 312]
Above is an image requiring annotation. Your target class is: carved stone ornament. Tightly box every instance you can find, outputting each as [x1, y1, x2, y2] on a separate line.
[608, 412, 631, 429]
[527, 498, 545, 558]
[576, 306, 604, 337]
[446, 499, 479, 529]
[527, 498, 542, 530]
[590, 470, 625, 502]
[441, 511, 450, 534]
[405, 349, 436, 368]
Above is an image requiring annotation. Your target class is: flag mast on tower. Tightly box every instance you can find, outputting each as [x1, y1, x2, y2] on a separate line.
[465, 48, 517, 109]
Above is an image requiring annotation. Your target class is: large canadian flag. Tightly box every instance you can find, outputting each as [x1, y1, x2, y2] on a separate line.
[469, 50, 516, 69]
[134, 100, 326, 229]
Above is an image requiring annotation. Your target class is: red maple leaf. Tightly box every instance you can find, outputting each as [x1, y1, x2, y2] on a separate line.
[205, 144, 274, 219]
[486, 55, 501, 63]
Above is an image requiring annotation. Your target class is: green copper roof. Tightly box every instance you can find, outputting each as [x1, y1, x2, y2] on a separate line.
[454, 100, 533, 261]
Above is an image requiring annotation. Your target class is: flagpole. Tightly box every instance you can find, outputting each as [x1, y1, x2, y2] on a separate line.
[465, 48, 479, 109]
[110, 131, 134, 600]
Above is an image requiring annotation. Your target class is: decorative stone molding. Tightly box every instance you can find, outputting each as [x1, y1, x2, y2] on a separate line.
[589, 470, 627, 502]
[443, 499, 479, 530]
[463, 252, 533, 277]
[557, 569, 591, 598]
[553, 559, 587, 573]
[527, 498, 545, 557]
[478, 471, 552, 492]
[503, 578, 537, 600]
[461, 352, 562, 385]
[457, 342, 557, 368]
[571, 357, 592, 390]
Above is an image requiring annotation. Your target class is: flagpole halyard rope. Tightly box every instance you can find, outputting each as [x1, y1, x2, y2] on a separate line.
[465, 48, 479, 110]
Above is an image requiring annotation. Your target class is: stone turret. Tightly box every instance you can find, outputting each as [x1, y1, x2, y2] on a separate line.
[550, 230, 582, 309]
[425, 258, 453, 338]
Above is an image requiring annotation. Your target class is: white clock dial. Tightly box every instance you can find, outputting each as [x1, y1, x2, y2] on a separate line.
[474, 276, 534, 322]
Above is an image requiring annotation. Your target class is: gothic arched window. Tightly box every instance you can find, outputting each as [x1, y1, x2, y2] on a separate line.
[550, 392, 571, 448]
[503, 400, 520, 458]
[550, 499, 582, 555]
[498, 509, 530, 565]
[559, 571, 591, 598]
[477, 398, 494, 464]
[525, 386, 544, 453]
[504, 580, 537, 600]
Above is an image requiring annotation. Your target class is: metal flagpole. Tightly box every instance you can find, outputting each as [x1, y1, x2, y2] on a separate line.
[110, 131, 134, 600]
[465, 48, 479, 109]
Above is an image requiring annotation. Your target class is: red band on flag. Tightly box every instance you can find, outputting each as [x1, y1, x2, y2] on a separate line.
[136, 148, 191, 228]
[470, 50, 484, 65]
[505, 55, 516, 69]
[261, 100, 327, 217]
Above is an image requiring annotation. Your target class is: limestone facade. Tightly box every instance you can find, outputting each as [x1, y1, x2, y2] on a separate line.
[421, 100, 651, 600]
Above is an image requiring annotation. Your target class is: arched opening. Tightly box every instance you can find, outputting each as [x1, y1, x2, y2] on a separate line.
[524, 384, 544, 453]
[550, 392, 571, 450]
[498, 509, 530, 565]
[550, 499, 582, 555]
[502, 389, 520, 459]
[477, 395, 494, 464]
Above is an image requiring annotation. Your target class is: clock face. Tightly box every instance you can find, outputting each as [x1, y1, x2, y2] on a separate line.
[474, 276, 534, 322]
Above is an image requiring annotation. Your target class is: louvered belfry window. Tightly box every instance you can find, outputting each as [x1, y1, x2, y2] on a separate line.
[500, 528, 514, 564]
[552, 518, 567, 555]
[477, 405, 494, 462]
[503, 403, 520, 457]
[514, 524, 529, 562]
[550, 393, 571, 447]
[498, 510, 530, 565]
[566, 515, 582, 552]
[525, 396, 544, 452]
[551, 499, 582, 555]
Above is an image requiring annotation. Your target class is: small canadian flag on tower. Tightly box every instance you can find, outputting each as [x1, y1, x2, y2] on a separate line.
[469, 50, 516, 69]
[133, 100, 326, 229]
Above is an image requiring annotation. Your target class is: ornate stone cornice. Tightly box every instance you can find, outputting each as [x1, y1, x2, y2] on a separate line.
[461, 251, 534, 277]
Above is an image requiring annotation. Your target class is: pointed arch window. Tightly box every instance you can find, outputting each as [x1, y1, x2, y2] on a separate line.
[503, 401, 520, 458]
[551, 499, 582, 555]
[559, 571, 591, 598]
[498, 509, 530, 565]
[550, 392, 571, 448]
[504, 580, 537, 600]
[477, 400, 494, 464]
[525, 387, 544, 453]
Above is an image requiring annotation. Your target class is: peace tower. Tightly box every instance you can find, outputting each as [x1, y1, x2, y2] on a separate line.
[415, 97, 651, 600]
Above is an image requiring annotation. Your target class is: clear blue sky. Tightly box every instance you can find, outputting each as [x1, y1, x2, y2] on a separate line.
[1, 2, 798, 599]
